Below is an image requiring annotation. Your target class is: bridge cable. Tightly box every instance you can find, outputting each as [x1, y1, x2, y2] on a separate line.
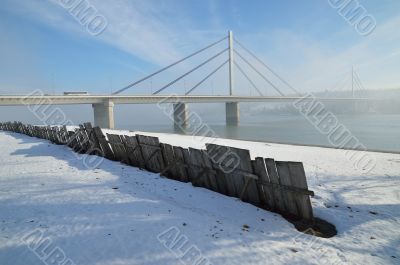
[113, 36, 228, 95]
[354, 75, 362, 92]
[234, 38, 300, 95]
[340, 74, 351, 92]
[354, 72, 365, 90]
[234, 61, 264, 96]
[234, 49, 285, 96]
[153, 48, 229, 95]
[332, 73, 350, 92]
[185, 59, 229, 95]
[354, 72, 368, 97]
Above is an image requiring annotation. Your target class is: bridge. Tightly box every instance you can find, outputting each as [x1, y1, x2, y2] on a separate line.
[0, 31, 368, 129]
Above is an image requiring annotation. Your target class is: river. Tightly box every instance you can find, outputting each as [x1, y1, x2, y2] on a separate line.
[119, 112, 400, 153]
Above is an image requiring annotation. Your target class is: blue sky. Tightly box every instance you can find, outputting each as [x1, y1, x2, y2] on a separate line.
[0, 0, 399, 96]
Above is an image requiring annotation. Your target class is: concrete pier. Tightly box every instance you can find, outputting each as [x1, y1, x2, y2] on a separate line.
[92, 100, 114, 129]
[173, 102, 187, 131]
[226, 102, 239, 126]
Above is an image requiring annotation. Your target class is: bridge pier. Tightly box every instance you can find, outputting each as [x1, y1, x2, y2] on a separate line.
[92, 100, 115, 129]
[173, 102, 187, 131]
[226, 102, 239, 126]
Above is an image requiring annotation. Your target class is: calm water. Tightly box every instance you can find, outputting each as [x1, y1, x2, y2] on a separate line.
[120, 113, 400, 153]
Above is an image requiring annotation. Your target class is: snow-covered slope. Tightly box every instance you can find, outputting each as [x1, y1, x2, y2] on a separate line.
[0, 131, 399, 265]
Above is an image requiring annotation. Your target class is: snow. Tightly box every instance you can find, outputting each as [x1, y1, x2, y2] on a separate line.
[0, 130, 399, 265]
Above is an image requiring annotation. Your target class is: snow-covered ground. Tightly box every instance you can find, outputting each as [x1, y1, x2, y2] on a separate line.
[0, 130, 399, 265]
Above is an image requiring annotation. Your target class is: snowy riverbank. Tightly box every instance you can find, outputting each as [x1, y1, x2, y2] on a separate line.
[0, 130, 399, 264]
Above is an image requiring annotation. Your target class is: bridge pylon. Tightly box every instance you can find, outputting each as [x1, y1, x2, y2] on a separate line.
[228, 30, 235, 96]
[93, 100, 114, 129]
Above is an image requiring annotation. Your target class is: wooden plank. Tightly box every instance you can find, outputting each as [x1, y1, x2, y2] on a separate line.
[46, 126, 52, 142]
[34, 126, 40, 138]
[78, 125, 90, 153]
[275, 161, 299, 217]
[201, 150, 219, 192]
[74, 127, 85, 153]
[173, 147, 189, 182]
[66, 131, 76, 149]
[73, 128, 85, 153]
[53, 127, 62, 145]
[61, 126, 69, 144]
[36, 126, 41, 138]
[51, 126, 58, 143]
[73, 129, 82, 150]
[287, 162, 314, 220]
[206, 144, 235, 196]
[182, 148, 194, 182]
[83, 123, 102, 156]
[50, 126, 56, 143]
[60, 126, 68, 144]
[115, 134, 129, 164]
[38, 126, 44, 139]
[106, 134, 119, 159]
[264, 158, 286, 213]
[186, 148, 211, 189]
[252, 157, 275, 209]
[68, 130, 79, 151]
[82, 125, 93, 153]
[136, 134, 165, 173]
[212, 170, 230, 196]
[160, 143, 178, 179]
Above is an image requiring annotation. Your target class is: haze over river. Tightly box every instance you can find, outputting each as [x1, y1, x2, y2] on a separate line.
[120, 112, 400, 154]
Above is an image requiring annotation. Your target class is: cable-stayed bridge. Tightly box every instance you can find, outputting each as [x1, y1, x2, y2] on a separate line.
[0, 31, 368, 129]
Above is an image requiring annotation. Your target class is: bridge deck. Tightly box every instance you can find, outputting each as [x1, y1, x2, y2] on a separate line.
[0, 95, 369, 105]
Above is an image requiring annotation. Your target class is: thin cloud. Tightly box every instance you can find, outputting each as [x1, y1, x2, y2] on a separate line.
[1, 1, 398, 93]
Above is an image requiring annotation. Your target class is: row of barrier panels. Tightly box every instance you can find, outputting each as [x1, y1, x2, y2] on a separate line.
[0, 121, 315, 222]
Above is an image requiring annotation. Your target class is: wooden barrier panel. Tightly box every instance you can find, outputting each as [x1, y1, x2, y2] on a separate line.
[206, 144, 260, 204]
[93, 127, 115, 160]
[107, 134, 129, 164]
[136, 135, 165, 173]
[120, 135, 145, 169]
[159, 146, 190, 183]
[186, 148, 219, 191]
